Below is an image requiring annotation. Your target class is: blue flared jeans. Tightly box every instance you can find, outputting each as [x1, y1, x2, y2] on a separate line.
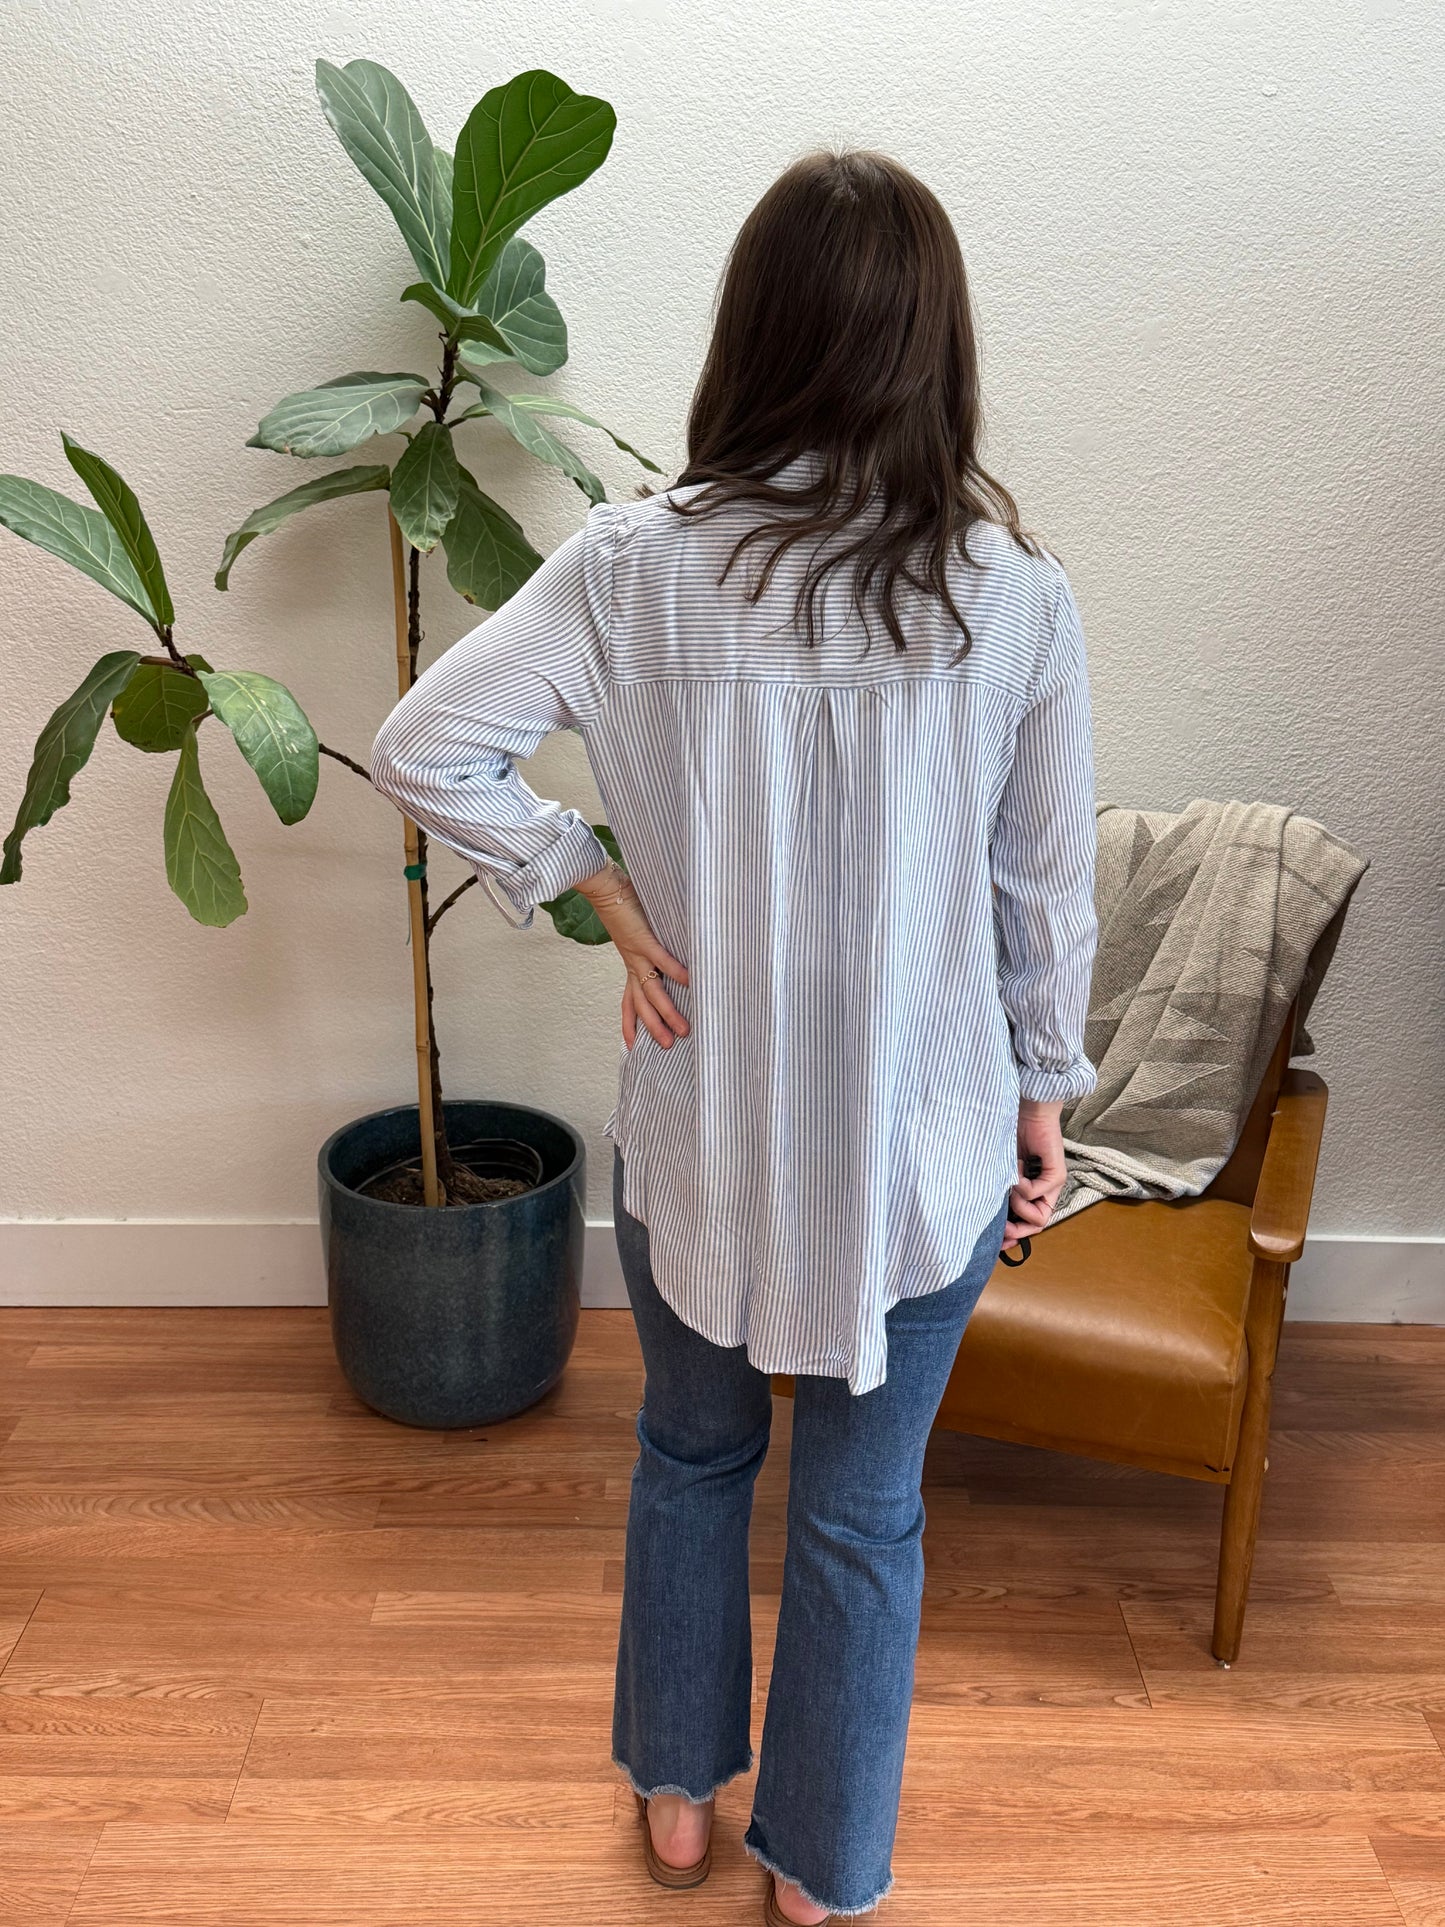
[610, 1146, 1009, 1916]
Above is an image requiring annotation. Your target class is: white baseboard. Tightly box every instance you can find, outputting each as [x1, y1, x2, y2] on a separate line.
[0, 1220, 629, 1310]
[1279, 1237, 1445, 1322]
[0, 1221, 1441, 1322]
[0, 1221, 327, 1308]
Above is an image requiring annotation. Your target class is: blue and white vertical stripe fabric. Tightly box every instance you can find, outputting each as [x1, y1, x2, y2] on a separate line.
[371, 470, 1099, 1395]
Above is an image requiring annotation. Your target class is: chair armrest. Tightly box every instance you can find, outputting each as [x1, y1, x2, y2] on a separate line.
[1249, 1069, 1329, 1263]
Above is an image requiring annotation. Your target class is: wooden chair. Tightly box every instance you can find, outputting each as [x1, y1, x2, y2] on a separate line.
[933, 929, 1342, 1667]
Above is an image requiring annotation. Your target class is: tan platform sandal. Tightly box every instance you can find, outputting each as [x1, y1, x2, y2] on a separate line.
[763, 1873, 836, 1925]
[634, 1792, 712, 1889]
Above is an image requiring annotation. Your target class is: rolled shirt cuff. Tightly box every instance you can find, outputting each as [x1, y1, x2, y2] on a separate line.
[1016, 1057, 1098, 1105]
[475, 814, 611, 929]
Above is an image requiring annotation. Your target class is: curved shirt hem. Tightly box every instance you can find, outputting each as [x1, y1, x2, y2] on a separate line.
[610, 1113, 1017, 1397]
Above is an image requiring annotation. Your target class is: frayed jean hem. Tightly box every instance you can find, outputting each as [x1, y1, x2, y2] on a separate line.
[612, 1750, 754, 1806]
[743, 1829, 893, 1917]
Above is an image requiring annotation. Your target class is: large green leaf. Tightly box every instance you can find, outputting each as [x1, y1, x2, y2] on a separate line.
[1, 650, 142, 884]
[248, 373, 429, 458]
[388, 422, 459, 554]
[447, 71, 615, 305]
[461, 381, 606, 505]
[198, 671, 319, 826]
[458, 386, 658, 504]
[315, 59, 450, 288]
[60, 435, 174, 627]
[540, 823, 624, 944]
[505, 393, 659, 469]
[460, 239, 568, 376]
[112, 654, 212, 753]
[215, 464, 390, 588]
[164, 722, 247, 926]
[405, 242, 571, 374]
[399, 281, 512, 359]
[0, 475, 154, 624]
[441, 466, 543, 609]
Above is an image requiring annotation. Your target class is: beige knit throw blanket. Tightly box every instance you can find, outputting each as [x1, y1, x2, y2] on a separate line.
[1051, 799, 1368, 1225]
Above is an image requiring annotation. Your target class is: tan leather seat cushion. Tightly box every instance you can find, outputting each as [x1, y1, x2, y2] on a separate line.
[942, 1197, 1255, 1477]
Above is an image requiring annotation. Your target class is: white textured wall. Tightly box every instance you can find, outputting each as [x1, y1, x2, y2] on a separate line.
[1, 0, 1441, 1244]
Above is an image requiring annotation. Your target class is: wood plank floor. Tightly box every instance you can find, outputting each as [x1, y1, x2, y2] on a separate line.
[0, 1310, 1441, 1925]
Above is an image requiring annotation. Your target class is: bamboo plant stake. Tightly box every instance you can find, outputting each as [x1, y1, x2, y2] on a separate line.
[389, 508, 440, 1207]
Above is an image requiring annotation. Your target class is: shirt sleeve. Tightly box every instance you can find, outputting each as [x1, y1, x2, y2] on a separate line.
[369, 505, 621, 928]
[989, 564, 1100, 1104]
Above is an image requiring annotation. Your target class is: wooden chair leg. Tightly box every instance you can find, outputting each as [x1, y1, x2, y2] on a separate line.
[1212, 1258, 1289, 1665]
[1213, 1377, 1270, 1664]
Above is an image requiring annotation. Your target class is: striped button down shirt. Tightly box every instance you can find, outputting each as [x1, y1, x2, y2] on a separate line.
[371, 473, 1099, 1394]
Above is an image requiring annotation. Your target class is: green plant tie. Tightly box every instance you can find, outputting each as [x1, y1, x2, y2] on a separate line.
[403, 861, 426, 881]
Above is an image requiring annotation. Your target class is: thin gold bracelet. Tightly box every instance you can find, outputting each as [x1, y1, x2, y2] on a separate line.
[584, 864, 634, 911]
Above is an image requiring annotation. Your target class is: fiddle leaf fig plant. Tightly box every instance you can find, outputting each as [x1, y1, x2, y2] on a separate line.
[214, 58, 658, 1204]
[0, 58, 652, 1208]
[0, 439, 318, 925]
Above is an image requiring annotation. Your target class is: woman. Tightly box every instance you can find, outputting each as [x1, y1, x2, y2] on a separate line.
[371, 149, 1097, 1925]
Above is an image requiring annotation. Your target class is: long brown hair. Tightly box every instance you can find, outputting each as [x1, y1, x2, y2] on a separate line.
[674, 149, 1041, 653]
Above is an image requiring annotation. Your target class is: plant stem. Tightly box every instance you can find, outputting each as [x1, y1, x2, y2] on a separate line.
[404, 540, 460, 1197]
[433, 338, 460, 420]
[318, 742, 372, 780]
[155, 624, 187, 668]
[387, 515, 461, 1203]
[406, 537, 422, 677]
[415, 835, 459, 1197]
[389, 510, 442, 1207]
[426, 874, 477, 934]
[378, 331, 470, 1204]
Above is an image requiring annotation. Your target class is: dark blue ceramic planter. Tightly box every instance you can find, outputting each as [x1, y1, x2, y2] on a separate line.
[318, 1101, 584, 1429]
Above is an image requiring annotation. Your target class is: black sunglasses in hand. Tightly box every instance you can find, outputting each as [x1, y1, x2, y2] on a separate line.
[999, 1151, 1045, 1268]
